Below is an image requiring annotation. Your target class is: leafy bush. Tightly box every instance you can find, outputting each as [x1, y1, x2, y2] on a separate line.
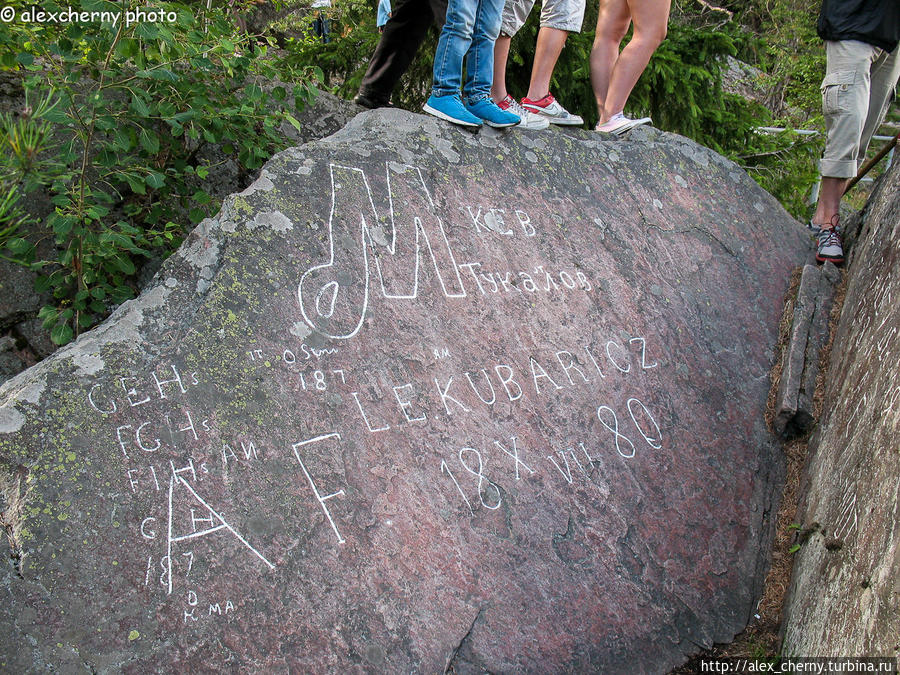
[725, 0, 824, 121]
[0, 184, 32, 260]
[0, 0, 320, 344]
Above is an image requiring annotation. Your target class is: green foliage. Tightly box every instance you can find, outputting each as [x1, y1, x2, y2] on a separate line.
[286, 0, 379, 93]
[727, 0, 823, 122]
[0, 90, 53, 263]
[0, 0, 320, 344]
[720, 0, 827, 218]
[739, 129, 822, 219]
[513, 20, 759, 150]
[629, 26, 759, 153]
[0, 184, 32, 259]
[496, 11, 823, 217]
[0, 91, 61, 190]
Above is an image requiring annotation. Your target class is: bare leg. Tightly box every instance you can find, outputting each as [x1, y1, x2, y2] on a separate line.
[813, 176, 848, 227]
[598, 0, 670, 124]
[492, 34, 512, 102]
[526, 26, 569, 100]
[590, 0, 631, 117]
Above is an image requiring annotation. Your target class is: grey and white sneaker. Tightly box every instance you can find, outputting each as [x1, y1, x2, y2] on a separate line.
[815, 226, 844, 264]
[520, 93, 584, 126]
[497, 95, 550, 130]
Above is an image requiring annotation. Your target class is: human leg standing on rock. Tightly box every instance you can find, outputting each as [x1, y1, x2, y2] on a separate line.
[423, 0, 520, 127]
[811, 0, 900, 265]
[355, 0, 448, 109]
[490, 0, 587, 129]
[590, 0, 669, 135]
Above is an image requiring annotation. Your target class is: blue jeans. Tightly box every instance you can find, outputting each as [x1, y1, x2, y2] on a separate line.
[431, 0, 504, 102]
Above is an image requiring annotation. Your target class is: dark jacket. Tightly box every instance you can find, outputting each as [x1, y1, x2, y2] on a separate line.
[818, 0, 900, 52]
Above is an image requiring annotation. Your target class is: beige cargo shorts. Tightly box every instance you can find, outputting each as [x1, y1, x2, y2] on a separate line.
[500, 0, 585, 36]
[819, 40, 900, 178]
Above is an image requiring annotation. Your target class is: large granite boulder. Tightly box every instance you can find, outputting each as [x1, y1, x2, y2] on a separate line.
[781, 160, 900, 656]
[0, 109, 811, 673]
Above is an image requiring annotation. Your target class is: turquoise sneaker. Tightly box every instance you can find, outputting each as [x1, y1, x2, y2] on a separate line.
[423, 94, 482, 127]
[465, 98, 520, 128]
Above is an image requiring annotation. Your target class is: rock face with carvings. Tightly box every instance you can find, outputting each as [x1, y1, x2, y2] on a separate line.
[0, 109, 810, 672]
[781, 162, 900, 656]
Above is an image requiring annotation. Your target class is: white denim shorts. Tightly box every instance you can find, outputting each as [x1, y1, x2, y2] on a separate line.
[819, 40, 900, 178]
[500, 0, 585, 36]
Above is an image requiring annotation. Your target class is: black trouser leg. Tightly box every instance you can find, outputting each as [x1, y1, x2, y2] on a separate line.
[358, 0, 448, 104]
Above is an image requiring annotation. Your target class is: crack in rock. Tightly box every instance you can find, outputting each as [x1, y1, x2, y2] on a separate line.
[0, 463, 29, 577]
[443, 608, 483, 674]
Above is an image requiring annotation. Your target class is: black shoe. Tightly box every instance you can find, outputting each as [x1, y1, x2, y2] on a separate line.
[354, 93, 393, 109]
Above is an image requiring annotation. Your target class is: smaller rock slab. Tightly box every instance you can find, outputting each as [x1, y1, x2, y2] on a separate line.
[774, 261, 841, 437]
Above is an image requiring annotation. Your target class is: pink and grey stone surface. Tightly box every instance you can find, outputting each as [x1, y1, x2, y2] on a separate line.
[0, 109, 811, 672]
[781, 160, 900, 657]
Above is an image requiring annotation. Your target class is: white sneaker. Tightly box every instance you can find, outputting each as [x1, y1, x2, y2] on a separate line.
[497, 95, 550, 130]
[520, 93, 584, 126]
[595, 112, 652, 135]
